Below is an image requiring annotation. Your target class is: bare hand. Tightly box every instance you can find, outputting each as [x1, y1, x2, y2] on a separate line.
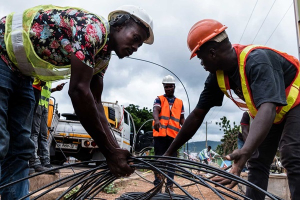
[154, 120, 161, 132]
[212, 149, 249, 189]
[56, 83, 66, 91]
[106, 148, 135, 177]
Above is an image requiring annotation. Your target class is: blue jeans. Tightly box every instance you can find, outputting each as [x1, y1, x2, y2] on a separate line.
[0, 59, 35, 200]
[237, 137, 245, 149]
[30, 104, 50, 167]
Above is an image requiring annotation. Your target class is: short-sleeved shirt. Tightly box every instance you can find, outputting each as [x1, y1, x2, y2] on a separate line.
[153, 94, 185, 114]
[0, 8, 111, 77]
[196, 48, 297, 110]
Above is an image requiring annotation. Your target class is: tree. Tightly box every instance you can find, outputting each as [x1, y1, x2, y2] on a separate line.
[125, 104, 153, 133]
[215, 116, 240, 156]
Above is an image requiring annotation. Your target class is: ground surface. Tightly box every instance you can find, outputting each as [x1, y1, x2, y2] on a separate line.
[97, 172, 239, 200]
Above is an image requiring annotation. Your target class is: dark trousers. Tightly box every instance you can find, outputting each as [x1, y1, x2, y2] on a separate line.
[153, 136, 177, 187]
[246, 104, 300, 200]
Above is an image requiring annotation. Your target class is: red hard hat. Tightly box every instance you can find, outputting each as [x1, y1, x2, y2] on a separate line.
[187, 19, 227, 59]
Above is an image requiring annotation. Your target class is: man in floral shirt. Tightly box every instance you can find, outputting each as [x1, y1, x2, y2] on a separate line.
[0, 5, 154, 199]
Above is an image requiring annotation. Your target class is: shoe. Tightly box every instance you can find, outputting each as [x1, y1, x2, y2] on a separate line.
[33, 164, 47, 172]
[44, 164, 59, 174]
[165, 185, 174, 194]
[29, 168, 35, 175]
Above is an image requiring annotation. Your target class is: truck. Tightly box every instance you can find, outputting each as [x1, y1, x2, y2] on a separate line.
[47, 98, 153, 165]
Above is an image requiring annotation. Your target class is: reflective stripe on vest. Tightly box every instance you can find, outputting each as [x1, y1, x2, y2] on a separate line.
[39, 82, 52, 108]
[152, 95, 183, 138]
[5, 5, 110, 81]
[216, 44, 300, 124]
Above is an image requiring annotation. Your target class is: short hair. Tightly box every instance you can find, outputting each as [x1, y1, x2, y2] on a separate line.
[208, 146, 212, 149]
[197, 37, 229, 54]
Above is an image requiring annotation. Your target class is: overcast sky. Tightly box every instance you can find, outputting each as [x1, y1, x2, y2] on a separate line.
[1, 0, 298, 144]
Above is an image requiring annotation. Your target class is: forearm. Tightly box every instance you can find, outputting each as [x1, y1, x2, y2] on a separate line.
[165, 108, 208, 155]
[241, 103, 276, 156]
[69, 89, 119, 157]
[153, 107, 160, 121]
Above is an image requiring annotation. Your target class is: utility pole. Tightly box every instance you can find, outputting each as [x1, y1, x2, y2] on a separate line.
[203, 121, 212, 148]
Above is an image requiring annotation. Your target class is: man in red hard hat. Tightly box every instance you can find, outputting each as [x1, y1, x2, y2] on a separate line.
[163, 19, 300, 199]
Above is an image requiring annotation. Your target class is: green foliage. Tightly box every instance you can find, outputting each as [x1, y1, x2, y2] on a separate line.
[64, 186, 79, 199]
[103, 183, 119, 194]
[125, 104, 153, 132]
[215, 116, 240, 156]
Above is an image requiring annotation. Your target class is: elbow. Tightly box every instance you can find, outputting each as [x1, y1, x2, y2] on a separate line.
[68, 83, 89, 101]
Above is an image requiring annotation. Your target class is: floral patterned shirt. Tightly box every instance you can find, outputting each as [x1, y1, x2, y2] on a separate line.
[0, 8, 111, 77]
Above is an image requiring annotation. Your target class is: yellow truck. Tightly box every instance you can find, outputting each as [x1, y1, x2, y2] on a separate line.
[47, 99, 150, 165]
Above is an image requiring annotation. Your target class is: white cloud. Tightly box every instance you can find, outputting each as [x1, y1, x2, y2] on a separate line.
[2, 0, 298, 143]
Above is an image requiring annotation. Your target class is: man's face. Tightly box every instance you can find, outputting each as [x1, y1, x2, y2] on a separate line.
[113, 22, 148, 58]
[196, 49, 219, 73]
[164, 84, 175, 97]
[208, 147, 211, 151]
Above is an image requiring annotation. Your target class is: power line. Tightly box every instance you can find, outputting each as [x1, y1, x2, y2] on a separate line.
[239, 0, 259, 43]
[265, 3, 293, 45]
[252, 0, 277, 44]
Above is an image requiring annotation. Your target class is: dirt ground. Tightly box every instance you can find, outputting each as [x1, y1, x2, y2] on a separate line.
[97, 172, 238, 200]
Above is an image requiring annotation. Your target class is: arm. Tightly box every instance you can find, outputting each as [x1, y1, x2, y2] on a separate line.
[69, 54, 133, 177]
[213, 102, 276, 188]
[153, 106, 161, 132]
[164, 107, 209, 156]
[241, 103, 276, 157]
[180, 113, 185, 126]
[240, 111, 250, 142]
[51, 83, 66, 93]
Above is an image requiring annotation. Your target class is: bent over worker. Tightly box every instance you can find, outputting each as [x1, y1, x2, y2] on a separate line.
[198, 146, 218, 165]
[152, 75, 185, 193]
[163, 19, 300, 200]
[0, 5, 154, 199]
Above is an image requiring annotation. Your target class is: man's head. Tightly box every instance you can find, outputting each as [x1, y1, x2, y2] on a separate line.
[162, 75, 175, 97]
[108, 5, 154, 58]
[187, 19, 236, 73]
[208, 146, 211, 151]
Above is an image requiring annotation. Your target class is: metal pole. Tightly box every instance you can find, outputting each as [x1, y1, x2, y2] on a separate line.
[203, 121, 212, 148]
[294, 0, 300, 58]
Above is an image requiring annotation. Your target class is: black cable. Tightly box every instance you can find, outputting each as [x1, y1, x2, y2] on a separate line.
[1, 156, 283, 200]
[252, 0, 278, 43]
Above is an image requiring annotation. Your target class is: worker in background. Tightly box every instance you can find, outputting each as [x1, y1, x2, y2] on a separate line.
[29, 81, 65, 175]
[163, 19, 300, 200]
[0, 5, 154, 199]
[152, 75, 185, 193]
[198, 145, 218, 164]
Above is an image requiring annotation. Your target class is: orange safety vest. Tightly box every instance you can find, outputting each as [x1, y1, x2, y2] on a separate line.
[152, 95, 183, 138]
[216, 44, 300, 124]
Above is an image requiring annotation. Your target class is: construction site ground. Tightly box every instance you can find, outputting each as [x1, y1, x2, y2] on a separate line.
[28, 165, 239, 200]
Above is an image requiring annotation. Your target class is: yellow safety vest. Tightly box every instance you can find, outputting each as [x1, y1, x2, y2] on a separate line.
[216, 44, 300, 124]
[4, 5, 110, 81]
[39, 82, 52, 108]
